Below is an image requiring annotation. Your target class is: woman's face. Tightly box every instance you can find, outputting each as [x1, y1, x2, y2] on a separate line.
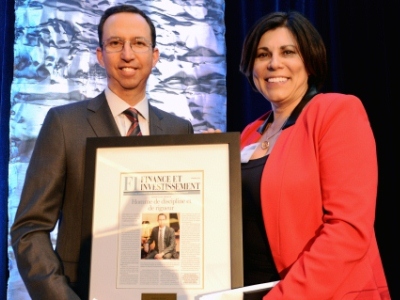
[252, 27, 309, 108]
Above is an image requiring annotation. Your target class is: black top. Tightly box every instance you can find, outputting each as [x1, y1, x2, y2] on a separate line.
[241, 155, 280, 286]
[240, 85, 319, 286]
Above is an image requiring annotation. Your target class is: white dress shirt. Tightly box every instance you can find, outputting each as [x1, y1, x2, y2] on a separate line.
[105, 87, 150, 136]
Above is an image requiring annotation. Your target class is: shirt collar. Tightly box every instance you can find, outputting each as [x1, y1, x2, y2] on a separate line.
[105, 87, 149, 120]
[256, 85, 318, 134]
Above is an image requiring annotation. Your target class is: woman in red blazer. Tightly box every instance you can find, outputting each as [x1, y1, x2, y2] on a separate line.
[239, 11, 390, 299]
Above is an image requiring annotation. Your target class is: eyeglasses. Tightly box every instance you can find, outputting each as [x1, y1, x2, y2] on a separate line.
[102, 37, 153, 53]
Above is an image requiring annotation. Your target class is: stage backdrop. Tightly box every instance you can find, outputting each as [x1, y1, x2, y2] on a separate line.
[7, 0, 226, 298]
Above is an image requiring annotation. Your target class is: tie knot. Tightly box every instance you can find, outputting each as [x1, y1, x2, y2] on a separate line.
[123, 108, 139, 121]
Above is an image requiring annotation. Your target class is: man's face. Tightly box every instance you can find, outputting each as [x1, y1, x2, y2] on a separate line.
[96, 12, 159, 101]
[158, 215, 166, 228]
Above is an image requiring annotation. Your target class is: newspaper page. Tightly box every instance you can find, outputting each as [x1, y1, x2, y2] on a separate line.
[117, 171, 204, 290]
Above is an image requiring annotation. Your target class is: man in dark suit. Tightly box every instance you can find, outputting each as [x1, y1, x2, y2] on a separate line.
[144, 213, 177, 259]
[10, 4, 193, 300]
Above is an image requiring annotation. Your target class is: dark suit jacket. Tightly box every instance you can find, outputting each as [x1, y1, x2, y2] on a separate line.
[146, 226, 176, 258]
[10, 92, 193, 300]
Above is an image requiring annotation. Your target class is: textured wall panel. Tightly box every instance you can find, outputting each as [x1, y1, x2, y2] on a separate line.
[8, 0, 226, 298]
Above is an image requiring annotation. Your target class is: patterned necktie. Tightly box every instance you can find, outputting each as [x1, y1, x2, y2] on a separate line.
[123, 108, 142, 136]
[159, 229, 164, 253]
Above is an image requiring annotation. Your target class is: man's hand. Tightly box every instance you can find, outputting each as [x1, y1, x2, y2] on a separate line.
[199, 128, 222, 134]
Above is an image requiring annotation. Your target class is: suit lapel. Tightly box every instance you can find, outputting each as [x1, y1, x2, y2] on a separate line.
[86, 92, 121, 137]
[149, 104, 165, 135]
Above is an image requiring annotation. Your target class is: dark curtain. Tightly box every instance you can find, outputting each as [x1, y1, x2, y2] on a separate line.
[226, 0, 397, 298]
[0, 0, 14, 298]
[0, 0, 397, 298]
